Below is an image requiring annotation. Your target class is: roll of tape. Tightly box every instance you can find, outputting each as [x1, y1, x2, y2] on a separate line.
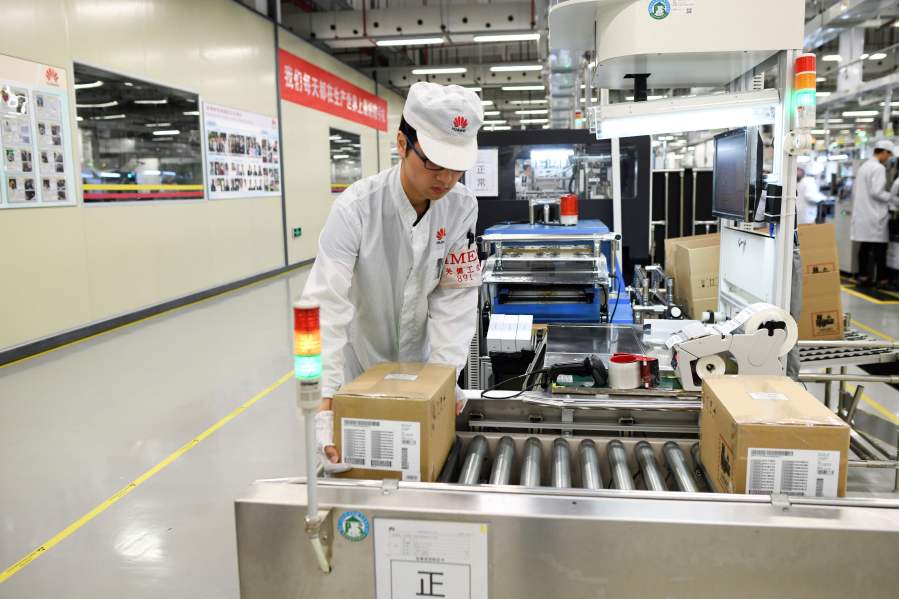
[740, 305, 799, 357]
[609, 355, 641, 390]
[695, 355, 727, 380]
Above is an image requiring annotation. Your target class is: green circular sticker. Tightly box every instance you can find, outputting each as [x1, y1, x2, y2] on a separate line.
[337, 511, 370, 542]
[649, 0, 671, 20]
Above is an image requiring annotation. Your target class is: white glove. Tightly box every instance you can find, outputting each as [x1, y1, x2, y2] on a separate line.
[315, 410, 352, 475]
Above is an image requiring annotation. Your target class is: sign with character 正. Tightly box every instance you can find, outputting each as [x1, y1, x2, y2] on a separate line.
[374, 519, 488, 599]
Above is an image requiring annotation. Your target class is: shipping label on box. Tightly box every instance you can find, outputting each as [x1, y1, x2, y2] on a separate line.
[745, 448, 840, 497]
[341, 418, 421, 481]
[805, 261, 837, 275]
[809, 309, 841, 338]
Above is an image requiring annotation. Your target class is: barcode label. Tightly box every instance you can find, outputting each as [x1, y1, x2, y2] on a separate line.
[340, 418, 421, 480]
[749, 392, 789, 401]
[747, 448, 840, 497]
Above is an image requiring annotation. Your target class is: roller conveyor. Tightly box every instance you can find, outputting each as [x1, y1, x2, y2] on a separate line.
[635, 441, 667, 492]
[551, 438, 572, 488]
[489, 436, 516, 485]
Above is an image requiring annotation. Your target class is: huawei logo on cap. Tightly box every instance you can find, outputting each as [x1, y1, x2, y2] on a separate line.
[451, 115, 468, 133]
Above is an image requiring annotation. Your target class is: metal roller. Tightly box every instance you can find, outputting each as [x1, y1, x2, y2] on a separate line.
[520, 437, 543, 487]
[551, 438, 572, 488]
[663, 442, 698, 493]
[457, 435, 489, 485]
[578, 439, 603, 490]
[489, 436, 516, 485]
[635, 441, 667, 492]
[690, 442, 714, 491]
[607, 440, 635, 491]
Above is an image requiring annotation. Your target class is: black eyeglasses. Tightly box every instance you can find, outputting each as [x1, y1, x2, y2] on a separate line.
[404, 134, 463, 175]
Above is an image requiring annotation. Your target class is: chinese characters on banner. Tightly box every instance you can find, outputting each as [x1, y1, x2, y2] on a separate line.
[279, 49, 388, 132]
[203, 102, 281, 199]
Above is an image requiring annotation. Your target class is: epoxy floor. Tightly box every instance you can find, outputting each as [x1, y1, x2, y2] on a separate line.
[1, 268, 898, 597]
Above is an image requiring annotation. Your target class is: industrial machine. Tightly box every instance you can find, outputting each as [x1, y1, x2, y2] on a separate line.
[236, 3, 899, 597]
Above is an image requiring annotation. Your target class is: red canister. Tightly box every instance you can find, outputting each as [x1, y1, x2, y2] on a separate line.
[560, 194, 578, 226]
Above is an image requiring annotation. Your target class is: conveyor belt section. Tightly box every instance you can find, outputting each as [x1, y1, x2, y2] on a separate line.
[799, 330, 896, 366]
[444, 434, 710, 492]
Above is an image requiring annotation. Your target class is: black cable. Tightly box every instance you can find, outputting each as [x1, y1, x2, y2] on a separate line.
[480, 369, 549, 399]
[609, 264, 622, 323]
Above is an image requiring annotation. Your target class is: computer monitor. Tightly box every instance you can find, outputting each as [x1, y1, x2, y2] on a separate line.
[712, 127, 763, 221]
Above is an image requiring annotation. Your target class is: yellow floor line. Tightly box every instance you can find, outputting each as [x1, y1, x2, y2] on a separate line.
[0, 263, 310, 371]
[850, 319, 895, 341]
[841, 285, 899, 305]
[0, 371, 292, 584]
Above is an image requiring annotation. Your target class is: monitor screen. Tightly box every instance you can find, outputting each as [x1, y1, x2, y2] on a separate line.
[712, 128, 750, 220]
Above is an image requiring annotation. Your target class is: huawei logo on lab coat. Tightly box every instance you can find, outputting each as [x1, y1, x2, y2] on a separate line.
[436, 228, 446, 243]
[451, 115, 469, 133]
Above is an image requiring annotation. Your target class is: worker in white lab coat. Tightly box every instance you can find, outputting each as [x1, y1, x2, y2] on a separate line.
[302, 82, 484, 467]
[851, 140, 897, 287]
[796, 166, 825, 225]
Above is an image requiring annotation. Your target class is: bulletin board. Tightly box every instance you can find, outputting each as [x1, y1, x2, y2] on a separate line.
[203, 101, 281, 200]
[0, 53, 77, 208]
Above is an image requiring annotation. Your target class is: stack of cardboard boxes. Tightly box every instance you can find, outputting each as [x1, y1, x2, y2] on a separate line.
[665, 233, 720, 319]
[797, 223, 844, 340]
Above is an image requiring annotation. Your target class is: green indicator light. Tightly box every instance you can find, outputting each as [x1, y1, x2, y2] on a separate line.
[295, 354, 322, 380]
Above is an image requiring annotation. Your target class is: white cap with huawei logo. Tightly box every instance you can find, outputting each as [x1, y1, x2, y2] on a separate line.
[402, 82, 484, 171]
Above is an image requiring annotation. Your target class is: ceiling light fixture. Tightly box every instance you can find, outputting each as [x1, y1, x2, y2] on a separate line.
[490, 65, 542, 72]
[90, 113, 126, 120]
[481, 100, 494, 106]
[473, 33, 540, 43]
[501, 85, 545, 91]
[152, 129, 181, 136]
[74, 80, 103, 90]
[822, 55, 842, 62]
[514, 109, 548, 115]
[842, 110, 878, 117]
[182, 110, 200, 116]
[519, 118, 549, 124]
[411, 67, 467, 75]
[483, 110, 501, 116]
[134, 99, 168, 105]
[376, 37, 444, 47]
[76, 100, 118, 108]
[509, 99, 548, 105]
[868, 53, 887, 60]
[484, 119, 508, 124]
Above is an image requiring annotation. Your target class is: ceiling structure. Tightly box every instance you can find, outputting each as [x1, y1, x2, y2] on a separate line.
[277, 0, 899, 133]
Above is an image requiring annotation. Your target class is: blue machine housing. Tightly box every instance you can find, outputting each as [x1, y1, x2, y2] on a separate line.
[485, 220, 632, 324]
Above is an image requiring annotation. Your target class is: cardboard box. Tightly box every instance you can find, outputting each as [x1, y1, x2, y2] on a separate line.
[699, 376, 850, 497]
[332, 362, 456, 482]
[664, 232, 719, 279]
[798, 224, 844, 340]
[673, 241, 720, 319]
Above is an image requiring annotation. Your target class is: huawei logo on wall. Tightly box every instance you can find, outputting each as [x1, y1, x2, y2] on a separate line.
[451, 115, 468, 133]
[44, 68, 60, 86]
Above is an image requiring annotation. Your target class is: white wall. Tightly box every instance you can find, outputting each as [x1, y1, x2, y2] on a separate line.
[279, 30, 404, 264]
[0, 0, 406, 351]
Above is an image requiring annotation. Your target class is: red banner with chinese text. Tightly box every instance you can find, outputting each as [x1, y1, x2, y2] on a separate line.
[279, 49, 388, 132]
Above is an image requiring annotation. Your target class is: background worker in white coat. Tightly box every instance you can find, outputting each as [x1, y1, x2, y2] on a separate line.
[301, 82, 484, 467]
[796, 166, 825, 225]
[851, 140, 897, 287]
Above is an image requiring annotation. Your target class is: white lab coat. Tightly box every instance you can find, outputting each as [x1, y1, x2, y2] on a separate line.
[851, 158, 894, 243]
[796, 175, 825, 225]
[301, 164, 479, 398]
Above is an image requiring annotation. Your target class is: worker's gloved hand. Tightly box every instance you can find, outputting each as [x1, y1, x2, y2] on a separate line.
[315, 410, 352, 474]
